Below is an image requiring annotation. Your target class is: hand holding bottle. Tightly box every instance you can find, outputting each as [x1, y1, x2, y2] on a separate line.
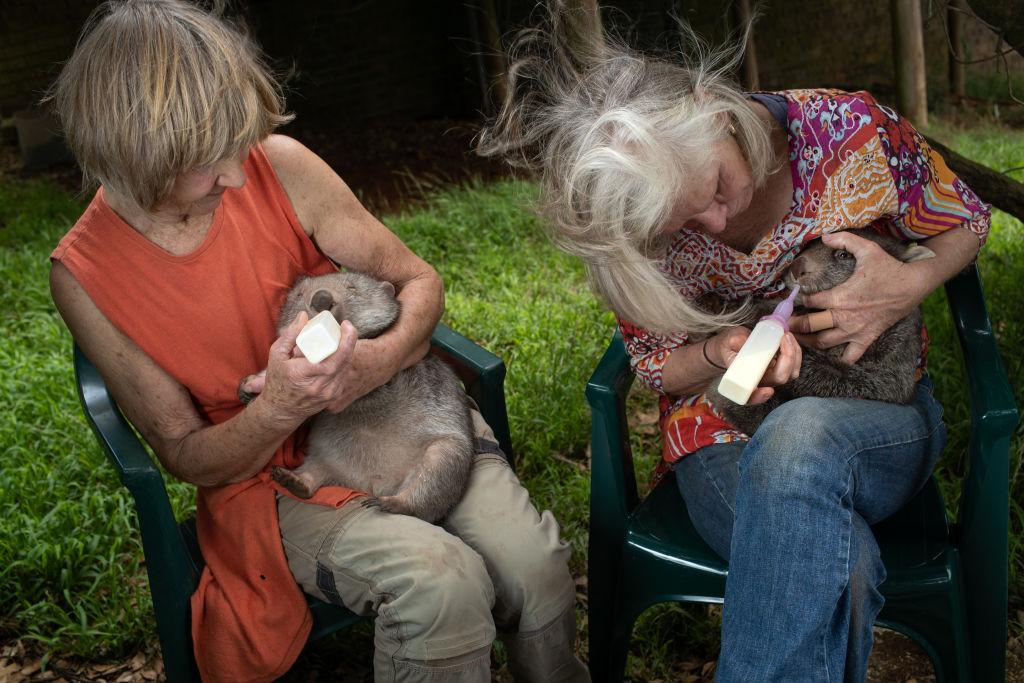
[711, 328, 802, 405]
[716, 286, 803, 405]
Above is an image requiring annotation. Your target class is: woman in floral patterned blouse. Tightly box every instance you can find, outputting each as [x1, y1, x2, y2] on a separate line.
[479, 12, 989, 682]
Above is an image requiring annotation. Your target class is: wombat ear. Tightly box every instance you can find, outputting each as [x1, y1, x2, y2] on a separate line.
[311, 289, 335, 312]
[903, 244, 936, 263]
[382, 281, 396, 297]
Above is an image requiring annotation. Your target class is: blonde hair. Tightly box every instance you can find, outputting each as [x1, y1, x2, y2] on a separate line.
[477, 5, 774, 334]
[44, 0, 293, 212]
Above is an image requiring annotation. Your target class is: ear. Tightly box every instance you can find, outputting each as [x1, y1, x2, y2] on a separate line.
[382, 281, 396, 297]
[902, 244, 936, 263]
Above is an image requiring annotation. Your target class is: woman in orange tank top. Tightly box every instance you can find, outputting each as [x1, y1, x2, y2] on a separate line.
[47, 2, 588, 682]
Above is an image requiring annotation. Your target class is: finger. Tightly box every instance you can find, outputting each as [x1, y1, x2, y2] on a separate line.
[840, 340, 869, 364]
[765, 334, 800, 385]
[821, 230, 877, 258]
[241, 370, 267, 394]
[336, 320, 358, 360]
[782, 335, 798, 382]
[805, 310, 834, 332]
[747, 386, 775, 405]
[789, 313, 812, 335]
[813, 328, 850, 349]
[789, 310, 835, 334]
[791, 331, 817, 347]
[801, 290, 836, 311]
[310, 320, 359, 371]
[270, 312, 308, 361]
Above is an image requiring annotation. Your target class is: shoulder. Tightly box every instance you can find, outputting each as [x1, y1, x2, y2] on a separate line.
[260, 134, 342, 235]
[262, 134, 327, 183]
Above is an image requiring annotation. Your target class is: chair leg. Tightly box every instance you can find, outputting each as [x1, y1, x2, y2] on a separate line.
[588, 599, 634, 683]
[879, 589, 970, 683]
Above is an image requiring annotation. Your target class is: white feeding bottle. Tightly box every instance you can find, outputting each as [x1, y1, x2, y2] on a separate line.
[295, 310, 342, 364]
[716, 285, 800, 406]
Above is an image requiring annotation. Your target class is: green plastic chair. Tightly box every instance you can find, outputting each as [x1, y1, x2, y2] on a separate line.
[73, 323, 513, 683]
[586, 264, 1018, 683]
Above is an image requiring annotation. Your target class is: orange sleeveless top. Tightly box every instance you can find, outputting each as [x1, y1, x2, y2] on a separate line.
[52, 145, 361, 682]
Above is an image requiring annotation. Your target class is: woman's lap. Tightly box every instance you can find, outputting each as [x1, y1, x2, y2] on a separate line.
[673, 379, 947, 681]
[675, 378, 947, 560]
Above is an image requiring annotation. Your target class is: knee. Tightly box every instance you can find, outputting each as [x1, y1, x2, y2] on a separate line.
[387, 538, 496, 648]
[740, 398, 850, 497]
[494, 510, 575, 630]
[848, 518, 885, 623]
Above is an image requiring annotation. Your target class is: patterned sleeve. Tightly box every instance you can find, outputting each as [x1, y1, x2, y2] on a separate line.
[617, 317, 689, 394]
[866, 93, 991, 244]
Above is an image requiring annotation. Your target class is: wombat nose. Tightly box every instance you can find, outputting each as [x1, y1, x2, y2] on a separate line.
[311, 290, 335, 313]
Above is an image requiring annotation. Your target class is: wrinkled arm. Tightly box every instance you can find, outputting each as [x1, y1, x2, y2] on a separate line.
[51, 262, 335, 487]
[264, 134, 443, 408]
[619, 318, 801, 402]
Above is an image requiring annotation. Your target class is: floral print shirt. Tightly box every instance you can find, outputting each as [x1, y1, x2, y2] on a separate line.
[618, 89, 991, 481]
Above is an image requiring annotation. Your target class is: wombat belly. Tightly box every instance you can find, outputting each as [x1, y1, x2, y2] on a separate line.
[305, 413, 444, 496]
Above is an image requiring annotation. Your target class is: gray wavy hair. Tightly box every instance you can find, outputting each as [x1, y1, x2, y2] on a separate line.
[477, 5, 774, 334]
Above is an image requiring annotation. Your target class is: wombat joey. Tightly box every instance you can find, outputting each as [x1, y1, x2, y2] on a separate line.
[704, 228, 936, 435]
[239, 271, 475, 523]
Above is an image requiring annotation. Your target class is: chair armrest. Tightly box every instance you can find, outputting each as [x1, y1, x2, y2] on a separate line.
[430, 323, 514, 463]
[586, 332, 640, 534]
[944, 265, 1019, 530]
[73, 344, 201, 681]
[943, 264, 1019, 679]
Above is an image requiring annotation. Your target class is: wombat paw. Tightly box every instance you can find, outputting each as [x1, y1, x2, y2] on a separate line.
[360, 495, 410, 516]
[237, 377, 258, 404]
[271, 466, 315, 499]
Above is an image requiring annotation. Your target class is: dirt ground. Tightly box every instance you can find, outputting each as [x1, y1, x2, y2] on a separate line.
[2, 115, 1023, 681]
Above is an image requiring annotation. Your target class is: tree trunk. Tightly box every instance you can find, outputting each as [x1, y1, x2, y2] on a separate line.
[479, 0, 507, 110]
[892, 0, 929, 126]
[926, 134, 1024, 221]
[734, 0, 760, 91]
[949, 0, 967, 99]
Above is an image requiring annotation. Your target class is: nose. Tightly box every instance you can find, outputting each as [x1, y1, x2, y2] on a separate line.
[693, 203, 728, 233]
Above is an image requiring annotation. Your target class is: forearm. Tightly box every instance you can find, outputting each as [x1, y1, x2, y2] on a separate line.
[371, 266, 444, 376]
[168, 396, 307, 487]
[911, 225, 983, 296]
[660, 340, 723, 395]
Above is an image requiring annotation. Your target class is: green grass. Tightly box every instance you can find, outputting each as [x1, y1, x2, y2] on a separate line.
[0, 117, 1022, 677]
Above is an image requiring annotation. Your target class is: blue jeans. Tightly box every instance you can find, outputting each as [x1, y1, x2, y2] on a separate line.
[675, 379, 946, 682]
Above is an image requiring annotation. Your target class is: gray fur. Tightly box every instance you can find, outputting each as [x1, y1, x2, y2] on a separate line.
[242, 271, 474, 523]
[705, 229, 931, 436]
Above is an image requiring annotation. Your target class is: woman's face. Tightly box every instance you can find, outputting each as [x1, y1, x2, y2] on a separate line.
[161, 147, 250, 217]
[662, 136, 754, 238]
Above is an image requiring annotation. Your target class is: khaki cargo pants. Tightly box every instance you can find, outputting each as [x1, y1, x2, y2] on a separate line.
[277, 413, 590, 682]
